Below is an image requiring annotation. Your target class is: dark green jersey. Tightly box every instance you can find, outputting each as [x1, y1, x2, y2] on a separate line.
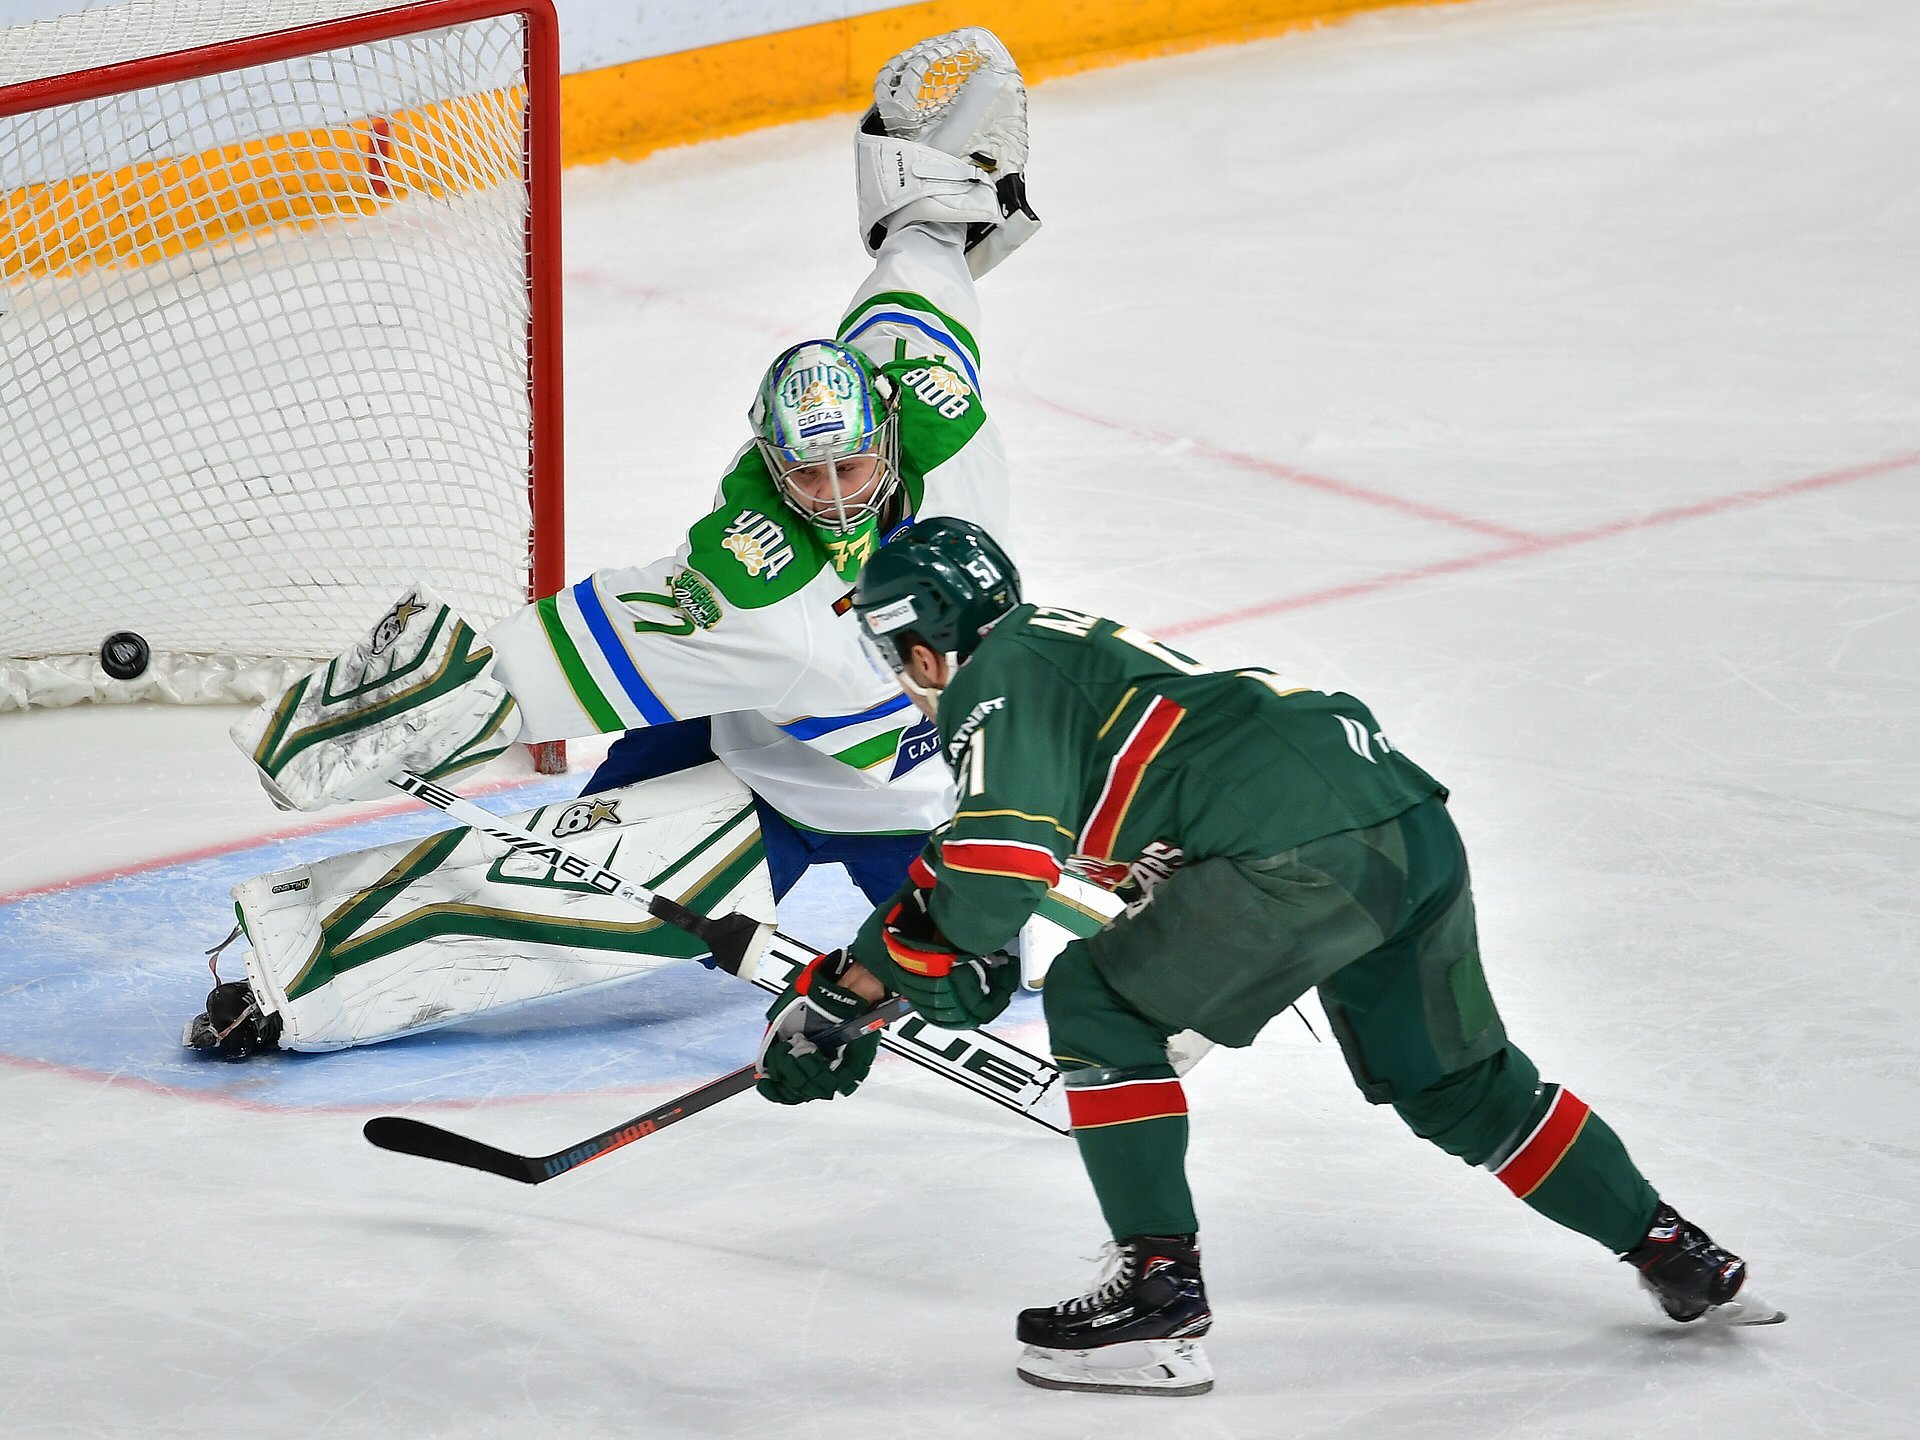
[908, 604, 1445, 957]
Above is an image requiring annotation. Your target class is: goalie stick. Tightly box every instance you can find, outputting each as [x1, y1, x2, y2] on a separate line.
[365, 995, 915, 1183]
[384, 771, 1067, 1132]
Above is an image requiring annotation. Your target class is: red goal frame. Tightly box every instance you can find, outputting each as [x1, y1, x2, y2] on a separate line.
[1, 0, 568, 772]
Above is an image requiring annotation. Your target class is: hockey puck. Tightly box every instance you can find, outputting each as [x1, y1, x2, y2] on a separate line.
[100, 631, 151, 680]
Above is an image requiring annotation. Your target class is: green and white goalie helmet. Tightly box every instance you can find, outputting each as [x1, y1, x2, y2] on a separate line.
[749, 340, 901, 536]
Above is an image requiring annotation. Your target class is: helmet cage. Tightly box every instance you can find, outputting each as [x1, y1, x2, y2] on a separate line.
[751, 342, 903, 535]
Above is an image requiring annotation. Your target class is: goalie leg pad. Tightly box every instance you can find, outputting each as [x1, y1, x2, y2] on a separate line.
[230, 763, 774, 1051]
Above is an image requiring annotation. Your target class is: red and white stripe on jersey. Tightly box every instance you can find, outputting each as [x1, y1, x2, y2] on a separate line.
[1492, 1086, 1591, 1198]
[939, 837, 1062, 885]
[1079, 696, 1187, 860]
[1064, 1075, 1190, 1130]
[908, 854, 937, 889]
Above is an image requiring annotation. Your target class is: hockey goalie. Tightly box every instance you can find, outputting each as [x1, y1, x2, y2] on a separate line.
[183, 28, 1091, 1071]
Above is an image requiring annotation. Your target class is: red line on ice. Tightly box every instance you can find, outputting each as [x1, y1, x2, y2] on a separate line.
[1161, 450, 1920, 639]
[0, 1048, 709, 1114]
[0, 770, 568, 908]
[1016, 389, 1538, 543]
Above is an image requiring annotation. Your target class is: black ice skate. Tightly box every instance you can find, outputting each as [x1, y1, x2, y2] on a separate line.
[1015, 1235, 1214, 1395]
[183, 979, 282, 1061]
[1623, 1204, 1784, 1326]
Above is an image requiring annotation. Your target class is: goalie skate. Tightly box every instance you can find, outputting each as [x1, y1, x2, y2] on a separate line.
[182, 979, 282, 1061]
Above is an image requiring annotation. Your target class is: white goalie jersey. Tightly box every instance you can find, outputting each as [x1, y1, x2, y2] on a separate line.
[485, 225, 1011, 836]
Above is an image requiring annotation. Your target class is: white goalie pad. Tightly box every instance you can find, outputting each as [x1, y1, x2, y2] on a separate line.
[857, 135, 1005, 240]
[1015, 870, 1214, 1077]
[232, 763, 773, 1051]
[1016, 871, 1126, 989]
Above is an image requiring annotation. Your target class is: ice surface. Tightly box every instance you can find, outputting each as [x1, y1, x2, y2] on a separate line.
[3, 0, 1917, 1434]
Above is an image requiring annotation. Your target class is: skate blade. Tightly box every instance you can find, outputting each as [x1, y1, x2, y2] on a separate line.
[1713, 1291, 1786, 1327]
[1016, 1339, 1214, 1397]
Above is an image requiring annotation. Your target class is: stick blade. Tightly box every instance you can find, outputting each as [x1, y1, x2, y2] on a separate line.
[363, 1115, 542, 1184]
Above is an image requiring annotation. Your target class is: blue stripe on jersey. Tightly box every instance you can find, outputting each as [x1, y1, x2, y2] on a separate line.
[841, 311, 981, 390]
[572, 578, 675, 726]
[779, 691, 914, 742]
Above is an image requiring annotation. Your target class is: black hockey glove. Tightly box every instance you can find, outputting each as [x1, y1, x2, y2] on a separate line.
[756, 949, 881, 1105]
[858, 883, 1018, 1030]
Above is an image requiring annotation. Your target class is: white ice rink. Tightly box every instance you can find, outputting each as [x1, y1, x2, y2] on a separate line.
[3, 0, 1917, 1434]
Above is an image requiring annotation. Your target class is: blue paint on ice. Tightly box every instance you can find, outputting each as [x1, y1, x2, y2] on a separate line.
[0, 774, 875, 1109]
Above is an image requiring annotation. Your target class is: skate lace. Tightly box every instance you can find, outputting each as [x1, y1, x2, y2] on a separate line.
[1057, 1242, 1134, 1315]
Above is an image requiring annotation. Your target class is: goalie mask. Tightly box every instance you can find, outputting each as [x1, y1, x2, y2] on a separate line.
[852, 517, 1020, 682]
[750, 341, 902, 548]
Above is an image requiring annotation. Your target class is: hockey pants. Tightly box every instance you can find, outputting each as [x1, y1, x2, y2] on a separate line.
[1044, 797, 1659, 1252]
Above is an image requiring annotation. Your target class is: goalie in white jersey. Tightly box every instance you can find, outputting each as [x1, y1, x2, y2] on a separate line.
[188, 28, 1050, 1058]
[511, 321, 1003, 901]
[493, 23, 1039, 902]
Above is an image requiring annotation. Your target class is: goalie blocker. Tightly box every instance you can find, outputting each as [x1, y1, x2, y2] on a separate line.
[230, 583, 523, 812]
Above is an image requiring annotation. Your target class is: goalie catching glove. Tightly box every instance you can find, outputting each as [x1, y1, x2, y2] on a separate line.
[757, 950, 882, 1105]
[231, 584, 523, 811]
[855, 879, 1019, 1030]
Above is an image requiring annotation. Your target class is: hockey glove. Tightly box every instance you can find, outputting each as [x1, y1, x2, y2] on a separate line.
[756, 949, 881, 1106]
[858, 883, 1018, 1030]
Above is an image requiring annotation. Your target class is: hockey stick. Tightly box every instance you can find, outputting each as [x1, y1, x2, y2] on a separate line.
[364, 995, 914, 1183]
[387, 771, 774, 975]
[384, 771, 1067, 1132]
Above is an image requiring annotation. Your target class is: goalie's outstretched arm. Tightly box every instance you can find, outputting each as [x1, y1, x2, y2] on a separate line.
[232, 558, 804, 811]
[483, 553, 804, 744]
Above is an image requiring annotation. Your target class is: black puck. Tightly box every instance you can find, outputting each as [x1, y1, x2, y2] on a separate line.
[101, 631, 151, 680]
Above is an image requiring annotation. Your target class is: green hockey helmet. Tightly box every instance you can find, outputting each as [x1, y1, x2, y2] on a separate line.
[853, 517, 1021, 675]
[749, 339, 901, 536]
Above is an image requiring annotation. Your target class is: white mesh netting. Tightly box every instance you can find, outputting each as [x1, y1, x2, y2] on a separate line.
[1, 1, 549, 709]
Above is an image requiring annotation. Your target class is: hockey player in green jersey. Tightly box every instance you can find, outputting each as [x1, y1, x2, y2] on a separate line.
[756, 518, 1782, 1396]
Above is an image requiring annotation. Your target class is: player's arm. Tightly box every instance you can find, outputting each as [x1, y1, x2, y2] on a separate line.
[838, 31, 1041, 387]
[847, 657, 1088, 1026]
[484, 553, 803, 743]
[891, 360, 1011, 544]
[837, 232, 988, 387]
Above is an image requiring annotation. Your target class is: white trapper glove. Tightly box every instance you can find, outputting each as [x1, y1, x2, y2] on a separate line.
[231, 583, 523, 811]
[856, 27, 1041, 277]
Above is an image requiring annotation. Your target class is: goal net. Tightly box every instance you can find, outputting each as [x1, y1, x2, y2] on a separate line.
[0, 0, 564, 731]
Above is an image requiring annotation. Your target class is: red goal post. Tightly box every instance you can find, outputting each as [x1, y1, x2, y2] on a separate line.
[1, 0, 566, 773]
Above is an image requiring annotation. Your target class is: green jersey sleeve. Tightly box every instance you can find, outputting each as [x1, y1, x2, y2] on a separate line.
[912, 637, 1093, 956]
